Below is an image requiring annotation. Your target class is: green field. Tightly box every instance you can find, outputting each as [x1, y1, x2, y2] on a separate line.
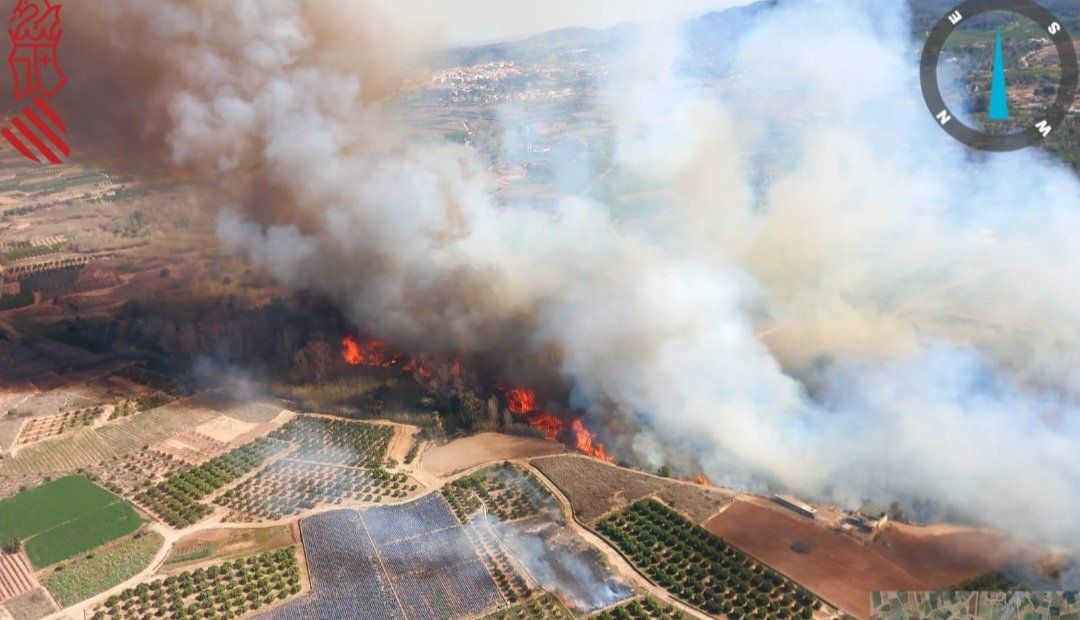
[0, 475, 144, 568]
[45, 530, 163, 607]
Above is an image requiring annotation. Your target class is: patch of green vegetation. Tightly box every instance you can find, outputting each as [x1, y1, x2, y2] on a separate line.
[27, 501, 144, 568]
[45, 530, 164, 607]
[164, 545, 213, 565]
[2, 242, 64, 262]
[594, 596, 690, 619]
[0, 475, 144, 569]
[90, 547, 301, 620]
[950, 569, 1024, 591]
[136, 437, 286, 527]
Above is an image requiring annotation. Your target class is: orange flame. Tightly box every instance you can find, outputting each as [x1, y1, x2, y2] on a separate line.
[506, 388, 537, 414]
[571, 419, 614, 462]
[340, 334, 431, 376]
[500, 385, 613, 462]
[525, 411, 566, 441]
[341, 335, 364, 365]
[681, 473, 712, 487]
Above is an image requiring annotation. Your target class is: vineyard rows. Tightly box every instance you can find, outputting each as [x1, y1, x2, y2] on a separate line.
[0, 405, 219, 476]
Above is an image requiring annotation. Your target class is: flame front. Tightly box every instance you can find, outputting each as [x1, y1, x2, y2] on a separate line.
[506, 388, 537, 414]
[341, 335, 364, 365]
[500, 385, 613, 461]
[571, 419, 614, 462]
[340, 334, 431, 376]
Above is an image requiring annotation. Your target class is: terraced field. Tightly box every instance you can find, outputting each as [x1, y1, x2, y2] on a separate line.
[0, 551, 36, 602]
[0, 404, 219, 475]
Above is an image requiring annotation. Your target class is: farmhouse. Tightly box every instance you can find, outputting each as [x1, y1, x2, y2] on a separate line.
[773, 494, 818, 519]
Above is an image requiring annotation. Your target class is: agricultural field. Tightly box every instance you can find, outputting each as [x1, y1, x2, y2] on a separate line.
[532, 455, 732, 523]
[1, 587, 58, 620]
[421, 433, 566, 476]
[0, 550, 36, 602]
[483, 593, 573, 620]
[215, 459, 418, 521]
[705, 500, 926, 618]
[442, 463, 558, 523]
[136, 437, 287, 527]
[494, 516, 632, 613]
[591, 597, 690, 620]
[0, 404, 220, 475]
[269, 416, 393, 467]
[596, 499, 823, 619]
[15, 406, 104, 445]
[0, 475, 143, 568]
[262, 510, 403, 620]
[0, 474, 47, 501]
[162, 525, 295, 573]
[463, 520, 532, 605]
[269, 495, 505, 620]
[84, 448, 187, 496]
[88, 547, 301, 620]
[44, 530, 163, 607]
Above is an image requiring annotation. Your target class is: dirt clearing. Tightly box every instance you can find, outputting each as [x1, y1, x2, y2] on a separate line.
[420, 433, 565, 477]
[868, 521, 1041, 589]
[706, 499, 926, 618]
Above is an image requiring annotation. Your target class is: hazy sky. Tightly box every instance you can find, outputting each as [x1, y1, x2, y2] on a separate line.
[396, 0, 746, 44]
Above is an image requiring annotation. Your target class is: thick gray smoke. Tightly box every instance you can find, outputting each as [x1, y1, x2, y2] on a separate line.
[64, 0, 1080, 553]
[489, 516, 632, 610]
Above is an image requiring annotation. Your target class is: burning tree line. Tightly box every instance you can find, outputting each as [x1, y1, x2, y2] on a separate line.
[340, 335, 613, 462]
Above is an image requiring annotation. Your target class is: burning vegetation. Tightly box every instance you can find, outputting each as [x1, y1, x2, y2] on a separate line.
[502, 387, 613, 462]
[339, 335, 612, 463]
[340, 335, 431, 376]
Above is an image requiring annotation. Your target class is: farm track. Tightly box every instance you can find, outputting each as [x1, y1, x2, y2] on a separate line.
[34, 430, 705, 620]
[521, 461, 714, 620]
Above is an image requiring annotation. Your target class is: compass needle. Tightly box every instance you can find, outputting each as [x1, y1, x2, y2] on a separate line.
[988, 29, 1010, 120]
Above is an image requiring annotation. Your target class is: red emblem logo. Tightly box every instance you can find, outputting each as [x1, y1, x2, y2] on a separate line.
[3, 0, 69, 165]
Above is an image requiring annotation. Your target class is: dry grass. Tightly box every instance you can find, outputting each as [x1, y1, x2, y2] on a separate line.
[1, 587, 57, 620]
[420, 433, 566, 477]
[161, 525, 296, 574]
[531, 455, 732, 524]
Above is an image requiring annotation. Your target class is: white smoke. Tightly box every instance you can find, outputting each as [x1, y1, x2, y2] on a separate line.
[65, 0, 1080, 554]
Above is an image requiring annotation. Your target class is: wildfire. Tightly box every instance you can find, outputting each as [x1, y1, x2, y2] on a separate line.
[499, 385, 613, 462]
[681, 473, 713, 487]
[506, 388, 537, 415]
[341, 335, 364, 365]
[524, 411, 566, 441]
[340, 335, 431, 376]
[571, 419, 614, 462]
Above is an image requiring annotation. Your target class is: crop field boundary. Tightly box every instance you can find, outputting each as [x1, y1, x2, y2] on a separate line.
[355, 506, 409, 617]
[523, 461, 715, 620]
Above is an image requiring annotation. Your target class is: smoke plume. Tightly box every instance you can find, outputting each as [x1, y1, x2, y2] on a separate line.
[61, 0, 1080, 553]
